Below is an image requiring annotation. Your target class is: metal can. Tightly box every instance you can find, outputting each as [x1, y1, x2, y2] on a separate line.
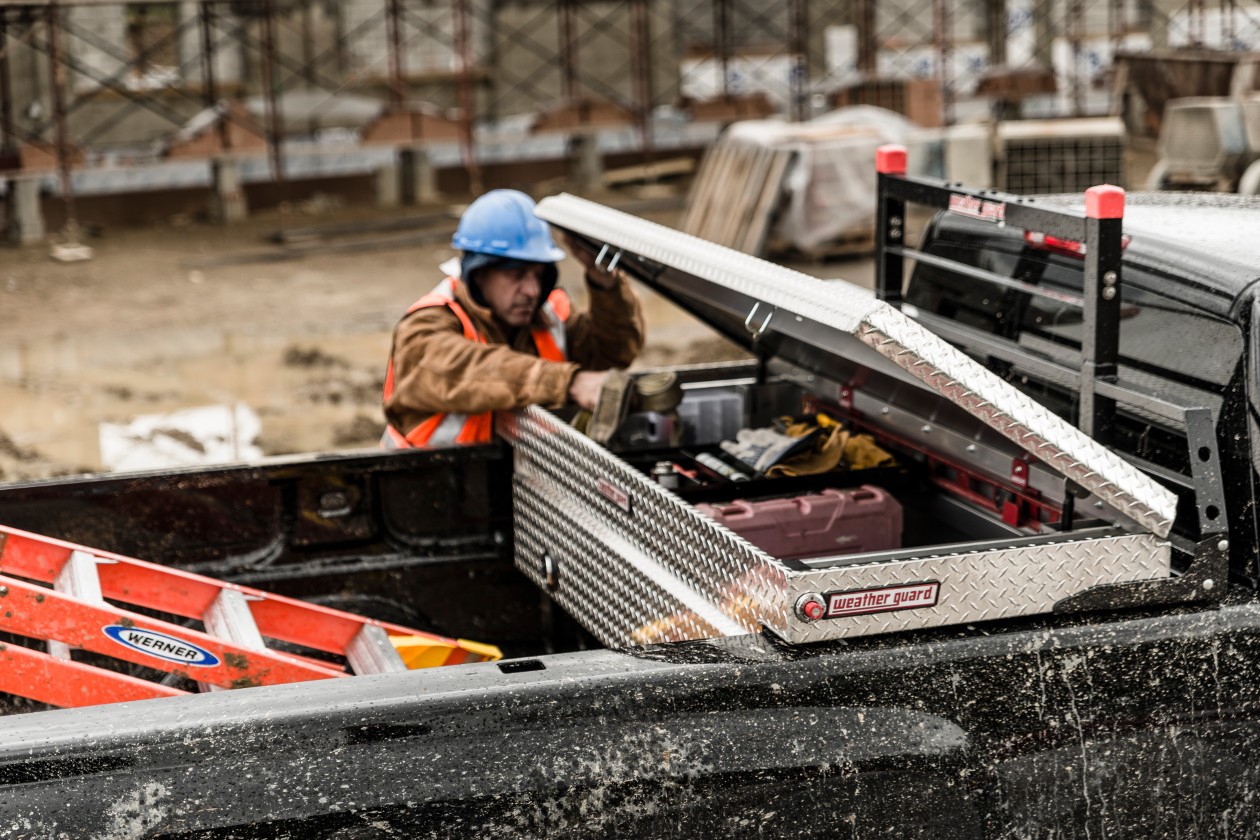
[651, 460, 681, 490]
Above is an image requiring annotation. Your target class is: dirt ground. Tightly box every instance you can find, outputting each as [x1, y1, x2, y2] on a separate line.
[0, 187, 875, 482]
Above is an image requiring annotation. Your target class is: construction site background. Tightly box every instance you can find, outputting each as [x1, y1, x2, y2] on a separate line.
[0, 0, 1249, 233]
[0, 0, 1231, 480]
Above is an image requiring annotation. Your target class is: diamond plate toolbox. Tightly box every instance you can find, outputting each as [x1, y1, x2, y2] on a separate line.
[503, 408, 1170, 647]
[503, 194, 1177, 647]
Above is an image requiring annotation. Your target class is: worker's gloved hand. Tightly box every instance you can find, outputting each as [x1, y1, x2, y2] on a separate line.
[720, 427, 817, 474]
[562, 233, 619, 290]
[584, 369, 634, 445]
[569, 370, 607, 411]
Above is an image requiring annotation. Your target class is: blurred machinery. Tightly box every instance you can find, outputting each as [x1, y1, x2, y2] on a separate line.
[1147, 96, 1260, 194]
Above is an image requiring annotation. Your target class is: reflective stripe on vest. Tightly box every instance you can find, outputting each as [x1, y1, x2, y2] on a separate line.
[382, 278, 569, 449]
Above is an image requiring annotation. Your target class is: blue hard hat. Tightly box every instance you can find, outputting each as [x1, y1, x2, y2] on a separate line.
[452, 189, 567, 263]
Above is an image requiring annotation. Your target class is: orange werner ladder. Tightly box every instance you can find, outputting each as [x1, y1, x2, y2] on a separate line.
[0, 524, 501, 709]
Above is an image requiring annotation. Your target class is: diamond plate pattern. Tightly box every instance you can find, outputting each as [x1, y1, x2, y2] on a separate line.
[515, 476, 745, 646]
[503, 408, 789, 618]
[535, 193, 1175, 538]
[858, 311, 1175, 538]
[505, 407, 1170, 646]
[777, 532, 1169, 644]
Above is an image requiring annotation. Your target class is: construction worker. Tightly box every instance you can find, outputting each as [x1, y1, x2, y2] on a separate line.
[382, 189, 645, 448]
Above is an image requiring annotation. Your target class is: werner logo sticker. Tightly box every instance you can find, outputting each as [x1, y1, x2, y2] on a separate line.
[104, 625, 220, 668]
[823, 582, 940, 619]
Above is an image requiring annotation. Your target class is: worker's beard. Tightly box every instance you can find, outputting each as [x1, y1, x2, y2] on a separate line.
[501, 298, 538, 327]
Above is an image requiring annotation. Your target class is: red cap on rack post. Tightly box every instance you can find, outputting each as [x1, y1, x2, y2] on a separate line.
[876, 145, 907, 175]
[1085, 184, 1125, 219]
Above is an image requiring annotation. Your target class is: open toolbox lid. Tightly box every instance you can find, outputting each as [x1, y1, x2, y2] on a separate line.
[535, 193, 1176, 540]
[516, 154, 1229, 647]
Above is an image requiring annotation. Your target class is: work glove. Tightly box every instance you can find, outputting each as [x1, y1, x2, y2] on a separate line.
[582, 369, 635, 446]
[720, 426, 818, 474]
[765, 413, 896, 476]
[766, 424, 849, 477]
[844, 432, 896, 470]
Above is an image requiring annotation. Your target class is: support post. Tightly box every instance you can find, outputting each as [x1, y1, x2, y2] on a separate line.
[386, 0, 406, 114]
[630, 0, 654, 165]
[559, 0, 577, 101]
[374, 160, 400, 208]
[45, 2, 77, 239]
[259, 0, 284, 182]
[874, 145, 907, 306]
[934, 0, 954, 126]
[1069, 0, 1085, 115]
[1080, 185, 1125, 444]
[856, 0, 876, 74]
[0, 11, 15, 157]
[199, 2, 230, 152]
[210, 156, 248, 224]
[986, 0, 1007, 67]
[453, 0, 481, 196]
[714, 0, 730, 98]
[400, 145, 437, 205]
[568, 132, 602, 191]
[789, 0, 809, 122]
[6, 174, 45, 245]
[301, 0, 316, 86]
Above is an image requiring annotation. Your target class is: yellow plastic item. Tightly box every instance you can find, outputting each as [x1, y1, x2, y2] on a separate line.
[389, 635, 503, 669]
[815, 411, 842, 430]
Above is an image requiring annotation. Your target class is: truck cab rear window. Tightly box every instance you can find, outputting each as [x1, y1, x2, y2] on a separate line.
[906, 225, 1243, 411]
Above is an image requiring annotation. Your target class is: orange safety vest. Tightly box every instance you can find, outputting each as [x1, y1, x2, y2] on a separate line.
[382, 277, 571, 449]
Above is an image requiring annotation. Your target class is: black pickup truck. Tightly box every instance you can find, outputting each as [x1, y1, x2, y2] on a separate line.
[1, 159, 1258, 839]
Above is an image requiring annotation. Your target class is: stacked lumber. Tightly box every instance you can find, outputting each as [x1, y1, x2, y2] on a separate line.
[680, 137, 795, 256]
[684, 116, 912, 259]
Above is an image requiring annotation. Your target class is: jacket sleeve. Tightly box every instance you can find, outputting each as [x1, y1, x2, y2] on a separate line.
[389, 305, 580, 416]
[563, 272, 646, 370]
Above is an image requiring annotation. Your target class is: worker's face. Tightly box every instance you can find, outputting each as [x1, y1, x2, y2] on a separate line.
[478, 263, 546, 327]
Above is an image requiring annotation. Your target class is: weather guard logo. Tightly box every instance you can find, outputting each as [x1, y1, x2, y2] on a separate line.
[822, 581, 940, 619]
[103, 625, 220, 667]
[596, 478, 632, 513]
[948, 194, 1005, 222]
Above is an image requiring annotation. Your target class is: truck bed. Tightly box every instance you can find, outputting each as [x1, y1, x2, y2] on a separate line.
[3, 585, 1260, 838]
[2, 173, 1256, 836]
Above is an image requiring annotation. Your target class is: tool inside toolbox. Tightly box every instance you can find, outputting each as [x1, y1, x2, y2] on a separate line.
[610, 376, 1102, 563]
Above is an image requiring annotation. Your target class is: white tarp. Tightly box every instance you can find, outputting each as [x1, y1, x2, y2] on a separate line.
[99, 403, 262, 473]
[723, 107, 917, 253]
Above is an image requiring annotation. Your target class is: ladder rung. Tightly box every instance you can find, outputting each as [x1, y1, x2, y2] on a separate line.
[346, 624, 407, 675]
[55, 549, 106, 603]
[201, 588, 268, 693]
[49, 549, 106, 661]
[202, 589, 266, 651]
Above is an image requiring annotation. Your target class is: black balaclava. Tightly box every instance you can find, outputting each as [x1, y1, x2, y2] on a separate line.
[460, 252, 559, 311]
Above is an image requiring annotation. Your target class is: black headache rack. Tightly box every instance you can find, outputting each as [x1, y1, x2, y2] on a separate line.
[874, 144, 1228, 608]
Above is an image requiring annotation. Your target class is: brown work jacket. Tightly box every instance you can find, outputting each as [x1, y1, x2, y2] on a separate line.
[384, 272, 645, 440]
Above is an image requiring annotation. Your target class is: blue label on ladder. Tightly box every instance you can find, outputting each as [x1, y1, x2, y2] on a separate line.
[103, 625, 220, 668]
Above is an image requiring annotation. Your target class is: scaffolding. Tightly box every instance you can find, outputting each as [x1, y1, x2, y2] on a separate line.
[1, 0, 1256, 238]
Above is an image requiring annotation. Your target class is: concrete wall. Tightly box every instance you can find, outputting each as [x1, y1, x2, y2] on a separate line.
[488, 2, 677, 118]
[0, 0, 1204, 158]
[65, 5, 128, 92]
[341, 0, 486, 83]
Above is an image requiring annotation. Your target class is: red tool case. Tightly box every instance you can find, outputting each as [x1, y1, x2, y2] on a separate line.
[696, 485, 903, 561]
